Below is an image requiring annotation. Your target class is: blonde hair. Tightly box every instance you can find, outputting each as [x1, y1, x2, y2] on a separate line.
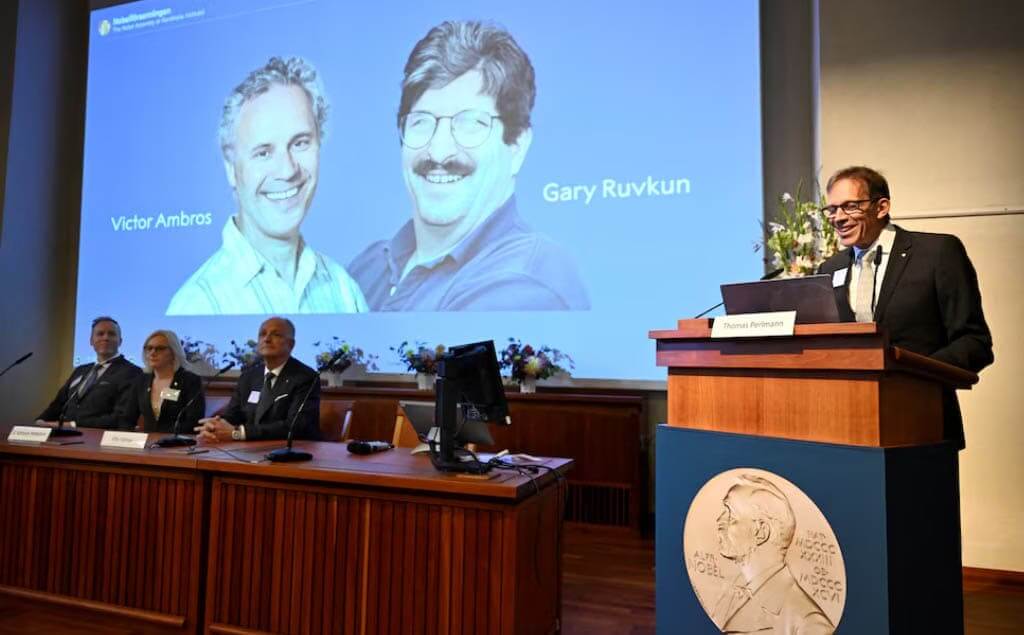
[142, 329, 189, 374]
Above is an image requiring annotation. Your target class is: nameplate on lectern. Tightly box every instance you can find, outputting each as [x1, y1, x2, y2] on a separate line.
[100, 431, 149, 449]
[8, 426, 52, 443]
[710, 311, 796, 338]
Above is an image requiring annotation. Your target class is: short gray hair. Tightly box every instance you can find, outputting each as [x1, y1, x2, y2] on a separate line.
[219, 56, 329, 159]
[142, 329, 189, 374]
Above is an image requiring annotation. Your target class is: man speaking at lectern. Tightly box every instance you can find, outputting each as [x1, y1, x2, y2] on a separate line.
[815, 166, 993, 447]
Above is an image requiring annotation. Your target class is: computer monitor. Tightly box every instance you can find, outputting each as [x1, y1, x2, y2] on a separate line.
[431, 340, 510, 473]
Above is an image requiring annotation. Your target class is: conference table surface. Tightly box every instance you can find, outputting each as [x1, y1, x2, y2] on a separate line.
[0, 424, 571, 499]
[0, 423, 573, 635]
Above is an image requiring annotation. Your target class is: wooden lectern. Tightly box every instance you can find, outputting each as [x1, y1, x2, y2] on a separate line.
[650, 319, 978, 634]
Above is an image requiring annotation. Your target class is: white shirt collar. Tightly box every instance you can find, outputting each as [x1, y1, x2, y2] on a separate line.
[853, 224, 896, 262]
[264, 360, 287, 378]
[95, 354, 122, 368]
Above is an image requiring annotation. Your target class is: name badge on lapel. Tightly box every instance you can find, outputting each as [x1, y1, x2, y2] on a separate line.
[248, 390, 261, 404]
[160, 388, 181, 402]
[832, 268, 848, 288]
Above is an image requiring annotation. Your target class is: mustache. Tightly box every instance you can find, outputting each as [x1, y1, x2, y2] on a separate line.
[413, 158, 474, 178]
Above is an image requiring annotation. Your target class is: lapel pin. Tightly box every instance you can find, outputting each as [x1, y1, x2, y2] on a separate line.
[901, 252, 906, 258]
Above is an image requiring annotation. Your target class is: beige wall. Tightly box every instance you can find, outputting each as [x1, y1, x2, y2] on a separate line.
[819, 0, 1024, 571]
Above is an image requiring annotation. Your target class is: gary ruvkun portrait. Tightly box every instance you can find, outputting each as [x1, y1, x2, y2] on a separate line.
[348, 20, 590, 311]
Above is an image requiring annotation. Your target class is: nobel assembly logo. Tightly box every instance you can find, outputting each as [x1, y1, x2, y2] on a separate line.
[98, 20, 112, 36]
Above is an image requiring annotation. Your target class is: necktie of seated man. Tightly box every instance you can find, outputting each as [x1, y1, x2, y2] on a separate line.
[254, 372, 275, 426]
[854, 251, 876, 323]
[76, 365, 100, 399]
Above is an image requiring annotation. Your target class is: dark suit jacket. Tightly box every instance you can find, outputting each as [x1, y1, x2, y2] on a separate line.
[114, 367, 205, 433]
[37, 356, 143, 429]
[817, 225, 994, 447]
[219, 357, 321, 441]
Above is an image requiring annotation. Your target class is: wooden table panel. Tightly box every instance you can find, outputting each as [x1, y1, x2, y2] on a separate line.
[203, 473, 565, 635]
[0, 455, 203, 631]
[1, 426, 570, 635]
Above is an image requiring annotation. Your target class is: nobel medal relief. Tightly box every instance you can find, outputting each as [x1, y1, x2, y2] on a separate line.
[682, 468, 846, 634]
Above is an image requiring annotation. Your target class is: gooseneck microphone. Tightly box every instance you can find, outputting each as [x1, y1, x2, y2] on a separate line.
[0, 352, 32, 379]
[52, 371, 85, 437]
[693, 268, 785, 319]
[154, 362, 235, 448]
[870, 244, 883, 316]
[266, 350, 344, 463]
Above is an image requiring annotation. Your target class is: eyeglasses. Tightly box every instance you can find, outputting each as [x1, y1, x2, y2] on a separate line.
[400, 109, 501, 150]
[144, 345, 170, 354]
[821, 198, 885, 217]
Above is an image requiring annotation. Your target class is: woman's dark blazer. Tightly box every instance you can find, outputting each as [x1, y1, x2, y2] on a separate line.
[115, 367, 205, 433]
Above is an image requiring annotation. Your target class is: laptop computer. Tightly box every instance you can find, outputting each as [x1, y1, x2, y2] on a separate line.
[720, 274, 841, 324]
[398, 400, 494, 448]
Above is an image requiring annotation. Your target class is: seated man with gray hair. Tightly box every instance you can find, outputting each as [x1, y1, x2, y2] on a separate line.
[195, 316, 320, 442]
[168, 56, 367, 315]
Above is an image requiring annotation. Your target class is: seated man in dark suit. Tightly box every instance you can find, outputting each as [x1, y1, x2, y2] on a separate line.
[195, 316, 320, 442]
[36, 316, 142, 429]
[816, 166, 993, 448]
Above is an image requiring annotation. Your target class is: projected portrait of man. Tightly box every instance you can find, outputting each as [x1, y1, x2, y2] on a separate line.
[348, 20, 590, 311]
[710, 476, 834, 635]
[167, 56, 367, 315]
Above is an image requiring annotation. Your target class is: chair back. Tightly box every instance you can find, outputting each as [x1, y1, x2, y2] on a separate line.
[320, 399, 355, 442]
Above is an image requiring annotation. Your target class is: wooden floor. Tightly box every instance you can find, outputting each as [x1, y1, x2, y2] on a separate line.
[560, 524, 1024, 635]
[1, 524, 1021, 634]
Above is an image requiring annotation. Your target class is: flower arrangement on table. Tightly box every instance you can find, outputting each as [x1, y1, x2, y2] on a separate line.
[499, 338, 573, 392]
[756, 182, 839, 277]
[392, 341, 446, 389]
[180, 336, 220, 375]
[314, 337, 378, 386]
[220, 339, 260, 372]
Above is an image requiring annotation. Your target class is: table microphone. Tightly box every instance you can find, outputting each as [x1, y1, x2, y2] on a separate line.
[154, 362, 234, 448]
[266, 350, 344, 463]
[50, 371, 86, 437]
[347, 440, 393, 455]
[693, 268, 785, 319]
[0, 352, 32, 379]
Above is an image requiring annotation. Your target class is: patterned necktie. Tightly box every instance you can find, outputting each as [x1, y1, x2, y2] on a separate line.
[854, 251, 876, 323]
[254, 372, 275, 425]
[76, 364, 100, 399]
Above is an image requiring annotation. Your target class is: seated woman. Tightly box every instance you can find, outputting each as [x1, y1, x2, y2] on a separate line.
[115, 329, 205, 434]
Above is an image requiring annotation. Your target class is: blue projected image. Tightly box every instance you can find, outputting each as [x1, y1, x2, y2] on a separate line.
[78, 0, 763, 380]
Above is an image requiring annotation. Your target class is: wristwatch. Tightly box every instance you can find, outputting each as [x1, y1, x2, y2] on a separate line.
[231, 427, 242, 441]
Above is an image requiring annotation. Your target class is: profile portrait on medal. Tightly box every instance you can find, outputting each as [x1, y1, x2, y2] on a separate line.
[167, 55, 368, 315]
[683, 469, 846, 635]
[709, 475, 834, 634]
[348, 19, 590, 311]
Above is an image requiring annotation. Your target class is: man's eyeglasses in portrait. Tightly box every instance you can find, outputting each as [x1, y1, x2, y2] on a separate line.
[400, 110, 502, 150]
